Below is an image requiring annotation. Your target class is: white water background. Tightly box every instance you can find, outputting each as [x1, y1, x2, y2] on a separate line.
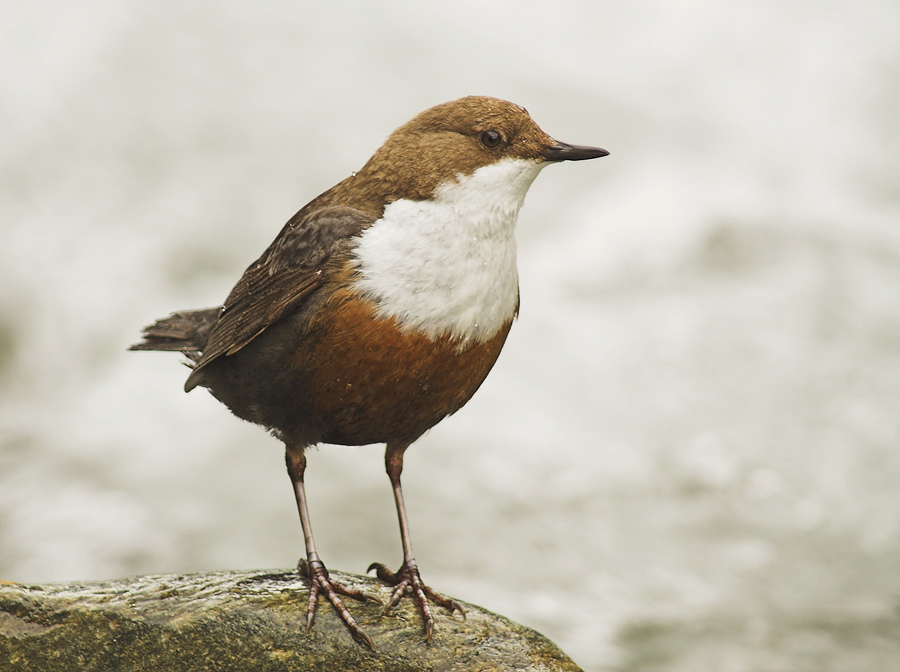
[1, 2, 898, 670]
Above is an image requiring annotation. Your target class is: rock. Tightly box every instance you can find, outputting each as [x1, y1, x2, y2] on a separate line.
[0, 569, 582, 671]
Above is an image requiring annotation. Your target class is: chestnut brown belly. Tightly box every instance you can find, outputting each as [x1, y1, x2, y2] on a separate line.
[197, 287, 512, 448]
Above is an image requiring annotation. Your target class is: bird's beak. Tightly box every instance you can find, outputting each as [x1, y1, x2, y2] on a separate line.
[542, 141, 609, 162]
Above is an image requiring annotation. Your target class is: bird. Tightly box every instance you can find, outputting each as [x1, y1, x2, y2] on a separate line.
[131, 95, 608, 648]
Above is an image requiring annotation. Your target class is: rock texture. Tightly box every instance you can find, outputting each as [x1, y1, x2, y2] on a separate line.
[0, 569, 582, 671]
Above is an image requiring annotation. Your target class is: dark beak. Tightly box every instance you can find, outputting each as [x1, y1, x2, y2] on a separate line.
[542, 141, 609, 162]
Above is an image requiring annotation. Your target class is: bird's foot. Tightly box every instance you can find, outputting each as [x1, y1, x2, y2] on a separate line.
[367, 558, 465, 642]
[298, 557, 381, 649]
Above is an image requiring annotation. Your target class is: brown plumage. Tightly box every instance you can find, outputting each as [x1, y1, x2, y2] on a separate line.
[131, 96, 608, 648]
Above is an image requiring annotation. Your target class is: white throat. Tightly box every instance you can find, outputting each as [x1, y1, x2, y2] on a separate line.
[353, 157, 545, 342]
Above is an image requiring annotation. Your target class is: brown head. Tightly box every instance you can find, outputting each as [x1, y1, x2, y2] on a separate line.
[348, 95, 608, 206]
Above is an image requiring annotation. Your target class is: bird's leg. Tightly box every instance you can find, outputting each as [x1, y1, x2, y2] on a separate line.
[368, 442, 465, 642]
[285, 445, 378, 649]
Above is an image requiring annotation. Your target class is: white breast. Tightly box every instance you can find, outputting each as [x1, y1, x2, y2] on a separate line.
[353, 157, 545, 343]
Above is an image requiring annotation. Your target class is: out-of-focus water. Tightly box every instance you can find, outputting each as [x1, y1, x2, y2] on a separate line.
[1, 2, 898, 670]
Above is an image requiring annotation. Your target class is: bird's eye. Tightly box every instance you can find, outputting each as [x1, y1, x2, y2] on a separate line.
[480, 130, 502, 148]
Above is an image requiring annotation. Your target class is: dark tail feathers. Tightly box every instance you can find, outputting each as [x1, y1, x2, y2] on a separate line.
[129, 308, 220, 357]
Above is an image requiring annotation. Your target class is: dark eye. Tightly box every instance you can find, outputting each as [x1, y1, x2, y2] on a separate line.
[480, 130, 502, 148]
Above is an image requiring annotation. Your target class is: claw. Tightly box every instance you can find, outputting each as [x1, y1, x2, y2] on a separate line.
[298, 558, 376, 650]
[304, 584, 318, 634]
[368, 558, 464, 642]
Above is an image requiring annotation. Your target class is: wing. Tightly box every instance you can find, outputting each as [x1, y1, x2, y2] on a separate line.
[187, 205, 375, 383]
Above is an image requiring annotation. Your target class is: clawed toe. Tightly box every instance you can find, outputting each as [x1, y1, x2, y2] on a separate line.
[368, 559, 465, 642]
[298, 558, 379, 649]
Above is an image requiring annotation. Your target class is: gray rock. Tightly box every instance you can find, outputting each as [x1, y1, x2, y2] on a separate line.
[0, 569, 582, 671]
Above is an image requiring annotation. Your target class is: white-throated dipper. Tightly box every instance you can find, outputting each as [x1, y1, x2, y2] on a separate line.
[131, 96, 608, 649]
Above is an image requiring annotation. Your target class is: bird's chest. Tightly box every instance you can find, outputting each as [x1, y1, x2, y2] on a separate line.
[351, 183, 523, 345]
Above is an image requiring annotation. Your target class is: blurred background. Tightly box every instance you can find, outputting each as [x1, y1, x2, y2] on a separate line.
[1, 2, 898, 670]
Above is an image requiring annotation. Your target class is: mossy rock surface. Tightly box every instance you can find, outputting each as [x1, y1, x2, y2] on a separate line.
[0, 569, 582, 671]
